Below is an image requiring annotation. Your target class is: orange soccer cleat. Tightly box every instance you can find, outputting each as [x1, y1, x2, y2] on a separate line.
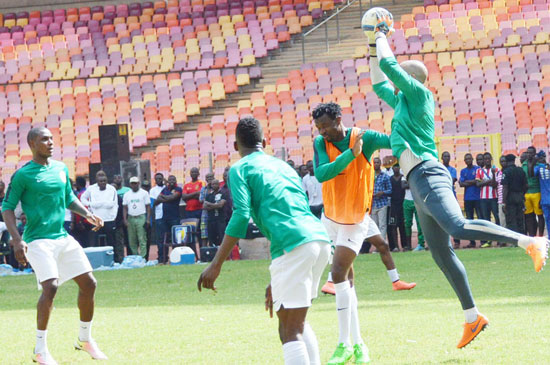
[526, 237, 549, 273]
[321, 281, 335, 295]
[392, 280, 416, 291]
[457, 314, 489, 349]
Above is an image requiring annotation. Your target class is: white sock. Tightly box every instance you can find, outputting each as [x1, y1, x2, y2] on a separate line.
[283, 341, 310, 365]
[302, 322, 320, 365]
[334, 281, 351, 347]
[387, 269, 399, 283]
[327, 271, 333, 282]
[79, 320, 92, 342]
[464, 307, 480, 323]
[518, 236, 531, 250]
[349, 286, 363, 345]
[35, 329, 48, 354]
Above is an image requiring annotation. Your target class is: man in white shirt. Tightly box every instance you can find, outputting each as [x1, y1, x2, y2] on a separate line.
[80, 171, 118, 247]
[302, 160, 323, 219]
[149, 173, 165, 261]
[123, 177, 151, 258]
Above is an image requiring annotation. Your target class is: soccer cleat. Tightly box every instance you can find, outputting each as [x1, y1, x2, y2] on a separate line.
[322, 281, 336, 295]
[353, 343, 370, 364]
[327, 343, 354, 365]
[526, 237, 549, 273]
[392, 280, 416, 291]
[32, 350, 58, 365]
[412, 245, 425, 251]
[74, 339, 108, 360]
[457, 314, 489, 349]
[480, 242, 491, 248]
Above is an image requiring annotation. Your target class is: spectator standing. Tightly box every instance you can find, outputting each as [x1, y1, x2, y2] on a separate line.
[220, 167, 233, 225]
[113, 192, 125, 262]
[388, 164, 406, 251]
[182, 168, 203, 220]
[535, 152, 550, 239]
[199, 173, 215, 245]
[476, 153, 484, 169]
[502, 154, 527, 234]
[156, 175, 183, 264]
[442, 151, 461, 248]
[204, 179, 228, 246]
[523, 146, 545, 236]
[150, 173, 165, 262]
[80, 171, 118, 247]
[475, 152, 500, 248]
[459, 153, 481, 248]
[371, 157, 392, 241]
[298, 164, 308, 179]
[497, 155, 507, 228]
[113, 174, 130, 197]
[141, 180, 152, 261]
[72, 176, 93, 247]
[302, 160, 324, 219]
[123, 177, 150, 258]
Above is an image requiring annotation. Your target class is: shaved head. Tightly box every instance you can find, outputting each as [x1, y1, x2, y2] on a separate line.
[400, 60, 428, 84]
[27, 127, 50, 144]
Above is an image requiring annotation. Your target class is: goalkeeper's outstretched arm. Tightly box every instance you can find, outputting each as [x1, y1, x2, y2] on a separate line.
[369, 40, 397, 108]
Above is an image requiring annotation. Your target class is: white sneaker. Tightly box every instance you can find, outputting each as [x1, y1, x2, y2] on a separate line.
[75, 338, 108, 360]
[32, 350, 58, 365]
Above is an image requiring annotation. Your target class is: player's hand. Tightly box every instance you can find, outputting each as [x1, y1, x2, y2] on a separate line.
[86, 213, 104, 232]
[352, 130, 366, 157]
[374, 8, 394, 35]
[10, 238, 28, 266]
[197, 263, 221, 292]
[265, 284, 273, 318]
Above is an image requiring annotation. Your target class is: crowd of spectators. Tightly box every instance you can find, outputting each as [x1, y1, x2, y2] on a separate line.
[1, 145, 549, 266]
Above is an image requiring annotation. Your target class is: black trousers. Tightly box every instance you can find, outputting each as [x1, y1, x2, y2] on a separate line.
[207, 218, 226, 247]
[388, 202, 406, 250]
[464, 200, 482, 245]
[90, 220, 116, 247]
[505, 192, 525, 234]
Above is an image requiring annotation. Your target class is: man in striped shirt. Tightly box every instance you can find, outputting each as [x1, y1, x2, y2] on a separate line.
[497, 155, 507, 231]
[476, 152, 500, 248]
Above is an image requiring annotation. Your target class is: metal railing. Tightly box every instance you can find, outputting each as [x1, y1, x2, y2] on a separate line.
[300, 0, 395, 63]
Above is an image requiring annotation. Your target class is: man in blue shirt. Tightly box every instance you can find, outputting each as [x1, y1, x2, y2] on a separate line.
[155, 175, 182, 264]
[372, 157, 392, 241]
[459, 153, 481, 248]
[535, 151, 550, 239]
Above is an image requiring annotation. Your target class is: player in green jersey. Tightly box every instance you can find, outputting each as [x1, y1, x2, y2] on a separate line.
[2, 128, 107, 364]
[198, 117, 331, 364]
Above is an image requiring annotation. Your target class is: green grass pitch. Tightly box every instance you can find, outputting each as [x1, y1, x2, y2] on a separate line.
[1, 248, 549, 364]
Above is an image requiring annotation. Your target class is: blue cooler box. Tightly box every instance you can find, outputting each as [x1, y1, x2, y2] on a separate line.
[84, 246, 114, 269]
[170, 247, 195, 265]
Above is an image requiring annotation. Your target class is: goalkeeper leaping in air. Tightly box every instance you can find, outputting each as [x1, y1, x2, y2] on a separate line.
[364, 7, 548, 349]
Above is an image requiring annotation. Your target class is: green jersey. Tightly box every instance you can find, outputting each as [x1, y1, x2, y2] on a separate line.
[2, 160, 77, 242]
[313, 128, 390, 182]
[373, 56, 438, 162]
[523, 161, 542, 194]
[117, 186, 130, 197]
[225, 150, 329, 259]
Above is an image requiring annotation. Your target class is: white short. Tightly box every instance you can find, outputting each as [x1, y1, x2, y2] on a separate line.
[27, 235, 92, 289]
[269, 240, 330, 312]
[321, 213, 381, 256]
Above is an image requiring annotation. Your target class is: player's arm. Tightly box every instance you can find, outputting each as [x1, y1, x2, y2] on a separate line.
[313, 135, 360, 182]
[198, 168, 249, 291]
[370, 53, 398, 108]
[375, 33, 426, 102]
[362, 130, 391, 161]
[2, 173, 28, 265]
[145, 203, 151, 227]
[162, 187, 182, 203]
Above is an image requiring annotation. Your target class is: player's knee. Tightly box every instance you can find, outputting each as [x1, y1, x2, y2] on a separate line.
[42, 281, 58, 299]
[82, 276, 98, 294]
[331, 265, 347, 283]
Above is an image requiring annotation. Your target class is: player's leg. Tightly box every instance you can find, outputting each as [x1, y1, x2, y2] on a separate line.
[72, 272, 107, 360]
[533, 194, 545, 236]
[410, 161, 548, 271]
[414, 206, 488, 348]
[542, 205, 550, 239]
[277, 307, 310, 364]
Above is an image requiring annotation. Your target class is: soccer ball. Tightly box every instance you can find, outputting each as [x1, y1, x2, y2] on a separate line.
[361, 7, 394, 40]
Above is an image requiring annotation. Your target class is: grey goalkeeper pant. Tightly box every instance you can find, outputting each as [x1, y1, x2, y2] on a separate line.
[408, 160, 525, 310]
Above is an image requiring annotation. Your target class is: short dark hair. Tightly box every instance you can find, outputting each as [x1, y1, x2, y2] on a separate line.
[483, 152, 492, 158]
[312, 102, 342, 120]
[505, 154, 516, 163]
[75, 176, 87, 187]
[96, 170, 107, 178]
[236, 117, 263, 148]
[527, 146, 536, 151]
[155, 172, 164, 177]
[464, 153, 472, 158]
[27, 127, 49, 144]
